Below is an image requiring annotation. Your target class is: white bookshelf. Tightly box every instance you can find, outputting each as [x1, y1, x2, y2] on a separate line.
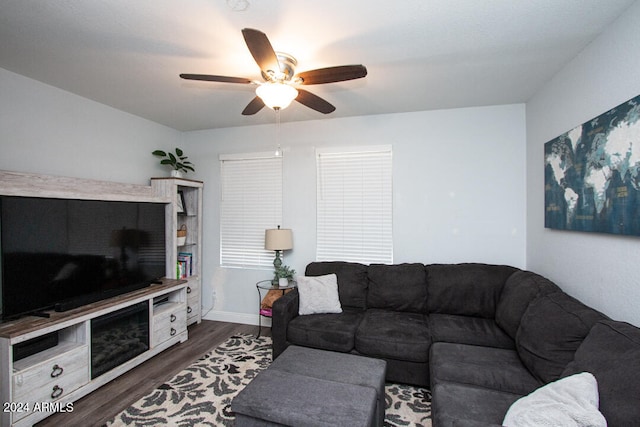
[151, 177, 204, 325]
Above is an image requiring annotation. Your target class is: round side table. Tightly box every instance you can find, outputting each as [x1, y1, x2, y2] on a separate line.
[256, 280, 297, 338]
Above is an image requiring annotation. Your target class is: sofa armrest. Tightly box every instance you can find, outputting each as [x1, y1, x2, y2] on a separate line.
[271, 288, 299, 359]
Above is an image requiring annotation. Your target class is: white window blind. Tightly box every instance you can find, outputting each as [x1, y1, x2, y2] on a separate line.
[220, 153, 282, 268]
[316, 146, 393, 264]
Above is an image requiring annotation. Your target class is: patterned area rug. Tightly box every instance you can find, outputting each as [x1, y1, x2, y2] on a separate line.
[106, 334, 431, 426]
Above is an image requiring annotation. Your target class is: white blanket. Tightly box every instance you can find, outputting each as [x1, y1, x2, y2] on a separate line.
[503, 372, 607, 427]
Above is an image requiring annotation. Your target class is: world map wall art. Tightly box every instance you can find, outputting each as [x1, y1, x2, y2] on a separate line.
[545, 94, 640, 236]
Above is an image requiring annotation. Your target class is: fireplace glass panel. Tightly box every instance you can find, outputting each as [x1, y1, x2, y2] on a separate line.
[91, 301, 149, 379]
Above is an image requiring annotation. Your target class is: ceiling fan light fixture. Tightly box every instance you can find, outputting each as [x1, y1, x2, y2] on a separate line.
[180, 29, 366, 116]
[256, 83, 298, 110]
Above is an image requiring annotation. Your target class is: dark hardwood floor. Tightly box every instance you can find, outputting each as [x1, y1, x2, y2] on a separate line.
[36, 320, 270, 427]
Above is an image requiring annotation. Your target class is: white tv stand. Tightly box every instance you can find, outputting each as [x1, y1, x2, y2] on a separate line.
[0, 170, 191, 426]
[0, 279, 188, 426]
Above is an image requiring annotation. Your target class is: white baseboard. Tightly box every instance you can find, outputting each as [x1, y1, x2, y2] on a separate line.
[203, 310, 272, 327]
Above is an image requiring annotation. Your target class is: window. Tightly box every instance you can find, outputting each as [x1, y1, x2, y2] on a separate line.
[220, 152, 282, 268]
[316, 146, 393, 264]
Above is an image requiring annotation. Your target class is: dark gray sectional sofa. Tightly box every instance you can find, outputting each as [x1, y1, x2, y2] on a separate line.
[271, 261, 640, 426]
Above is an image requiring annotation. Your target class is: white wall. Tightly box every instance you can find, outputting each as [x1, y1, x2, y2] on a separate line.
[185, 104, 526, 322]
[0, 68, 180, 184]
[526, 0, 640, 326]
[0, 66, 526, 326]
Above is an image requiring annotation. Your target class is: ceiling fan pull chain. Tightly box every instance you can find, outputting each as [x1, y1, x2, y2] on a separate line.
[275, 108, 282, 157]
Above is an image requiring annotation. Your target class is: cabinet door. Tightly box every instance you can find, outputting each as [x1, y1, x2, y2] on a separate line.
[153, 305, 187, 346]
[186, 278, 201, 325]
[12, 345, 89, 421]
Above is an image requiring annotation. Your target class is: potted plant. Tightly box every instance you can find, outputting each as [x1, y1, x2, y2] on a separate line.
[152, 148, 195, 177]
[274, 265, 296, 286]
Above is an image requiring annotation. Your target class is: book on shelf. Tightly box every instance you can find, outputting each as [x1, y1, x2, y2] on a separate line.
[177, 252, 193, 278]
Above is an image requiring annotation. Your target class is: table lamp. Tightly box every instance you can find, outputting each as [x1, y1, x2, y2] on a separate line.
[265, 225, 293, 271]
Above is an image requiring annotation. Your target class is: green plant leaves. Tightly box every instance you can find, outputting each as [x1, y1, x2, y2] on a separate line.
[275, 265, 296, 279]
[152, 147, 195, 173]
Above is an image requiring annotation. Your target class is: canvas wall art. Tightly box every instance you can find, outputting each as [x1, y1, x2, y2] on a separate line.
[545, 94, 640, 235]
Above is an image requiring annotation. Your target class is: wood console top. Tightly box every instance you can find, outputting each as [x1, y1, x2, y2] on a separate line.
[0, 278, 187, 339]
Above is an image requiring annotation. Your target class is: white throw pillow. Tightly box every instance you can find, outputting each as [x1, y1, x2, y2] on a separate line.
[503, 372, 606, 427]
[296, 274, 342, 315]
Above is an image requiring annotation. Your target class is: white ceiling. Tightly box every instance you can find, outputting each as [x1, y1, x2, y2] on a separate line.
[0, 0, 635, 131]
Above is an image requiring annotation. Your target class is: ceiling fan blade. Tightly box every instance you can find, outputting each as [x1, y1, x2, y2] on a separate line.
[296, 65, 367, 85]
[242, 96, 266, 115]
[241, 28, 280, 77]
[180, 74, 252, 84]
[295, 89, 336, 114]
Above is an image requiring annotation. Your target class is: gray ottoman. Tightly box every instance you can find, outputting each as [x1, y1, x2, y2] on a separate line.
[233, 345, 387, 427]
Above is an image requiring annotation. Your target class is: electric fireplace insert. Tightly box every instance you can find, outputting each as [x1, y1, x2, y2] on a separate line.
[90, 302, 149, 379]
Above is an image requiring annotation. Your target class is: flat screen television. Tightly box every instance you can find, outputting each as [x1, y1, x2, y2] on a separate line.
[0, 196, 166, 320]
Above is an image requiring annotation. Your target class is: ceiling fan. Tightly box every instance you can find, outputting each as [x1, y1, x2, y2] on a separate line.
[180, 28, 367, 115]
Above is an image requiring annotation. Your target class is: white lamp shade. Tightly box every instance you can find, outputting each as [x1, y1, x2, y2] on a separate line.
[265, 228, 293, 250]
[256, 83, 299, 110]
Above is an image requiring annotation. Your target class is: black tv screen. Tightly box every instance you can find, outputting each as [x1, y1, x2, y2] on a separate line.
[0, 196, 166, 320]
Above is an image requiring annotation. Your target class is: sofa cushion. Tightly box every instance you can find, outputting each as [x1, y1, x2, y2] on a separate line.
[430, 313, 515, 349]
[367, 263, 428, 313]
[296, 274, 342, 315]
[305, 261, 368, 310]
[427, 263, 518, 318]
[355, 309, 430, 362]
[495, 270, 560, 339]
[431, 382, 521, 427]
[430, 342, 542, 395]
[561, 320, 640, 426]
[287, 309, 364, 353]
[516, 291, 608, 383]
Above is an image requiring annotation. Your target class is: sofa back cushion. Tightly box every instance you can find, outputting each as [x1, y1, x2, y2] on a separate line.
[495, 270, 561, 339]
[516, 291, 608, 383]
[367, 263, 428, 313]
[426, 263, 518, 318]
[561, 320, 640, 426]
[305, 262, 368, 310]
